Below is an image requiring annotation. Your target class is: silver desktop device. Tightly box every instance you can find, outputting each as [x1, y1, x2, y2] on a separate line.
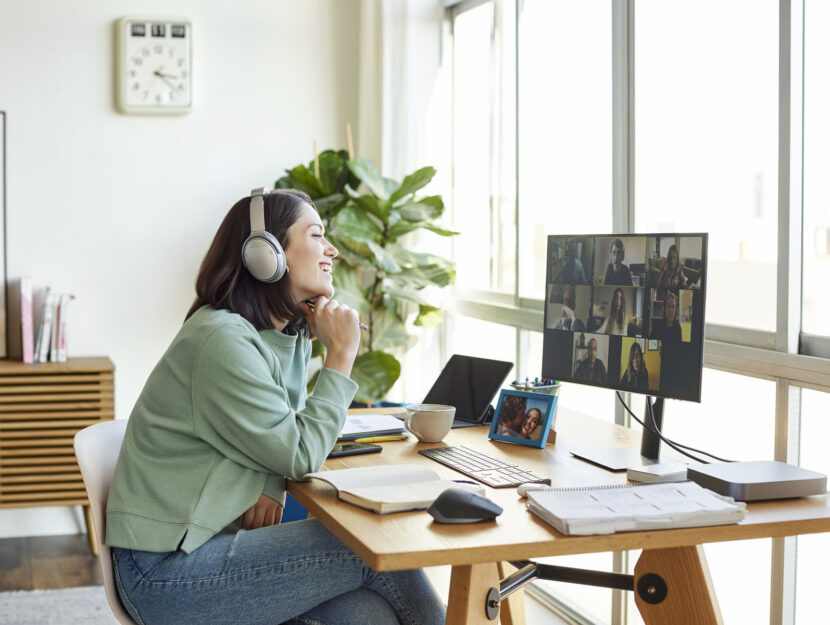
[687, 461, 827, 501]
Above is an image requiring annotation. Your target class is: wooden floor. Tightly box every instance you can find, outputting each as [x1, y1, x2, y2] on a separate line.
[0, 534, 102, 591]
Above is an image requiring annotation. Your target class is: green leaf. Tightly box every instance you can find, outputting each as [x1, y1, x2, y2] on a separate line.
[332, 264, 371, 317]
[389, 167, 436, 204]
[351, 351, 401, 404]
[285, 165, 323, 197]
[367, 241, 402, 274]
[345, 185, 391, 224]
[334, 206, 383, 243]
[423, 224, 460, 237]
[370, 306, 410, 351]
[413, 305, 443, 327]
[316, 150, 348, 195]
[349, 158, 389, 200]
[389, 264, 455, 289]
[312, 193, 347, 220]
[327, 234, 374, 267]
[381, 281, 431, 306]
[386, 222, 420, 241]
[310, 339, 326, 359]
[306, 367, 321, 395]
[397, 196, 444, 222]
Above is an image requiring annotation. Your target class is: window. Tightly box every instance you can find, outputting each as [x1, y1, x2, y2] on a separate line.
[634, 0, 779, 331]
[518, 0, 613, 300]
[802, 0, 830, 336]
[439, 2, 830, 623]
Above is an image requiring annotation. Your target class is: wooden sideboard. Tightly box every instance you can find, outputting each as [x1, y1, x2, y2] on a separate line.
[0, 357, 115, 554]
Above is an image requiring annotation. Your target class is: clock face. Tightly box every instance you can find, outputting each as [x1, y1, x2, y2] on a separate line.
[116, 18, 192, 114]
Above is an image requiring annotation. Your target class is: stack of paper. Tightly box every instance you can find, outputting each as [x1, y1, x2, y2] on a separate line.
[527, 480, 746, 535]
[339, 413, 406, 440]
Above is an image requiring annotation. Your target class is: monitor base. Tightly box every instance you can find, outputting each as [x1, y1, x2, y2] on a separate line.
[571, 447, 660, 473]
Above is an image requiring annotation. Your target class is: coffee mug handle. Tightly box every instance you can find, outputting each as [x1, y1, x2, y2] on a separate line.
[404, 414, 422, 440]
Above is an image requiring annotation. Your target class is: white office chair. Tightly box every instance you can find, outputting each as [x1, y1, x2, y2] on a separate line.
[74, 419, 137, 625]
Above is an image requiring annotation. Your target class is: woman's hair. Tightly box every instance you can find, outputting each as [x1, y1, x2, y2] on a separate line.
[625, 342, 644, 378]
[609, 288, 626, 328]
[666, 244, 680, 267]
[186, 189, 314, 333]
[664, 291, 679, 325]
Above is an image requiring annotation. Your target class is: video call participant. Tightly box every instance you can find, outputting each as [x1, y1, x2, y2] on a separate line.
[106, 190, 445, 625]
[553, 285, 585, 331]
[656, 244, 689, 289]
[650, 291, 682, 343]
[597, 287, 635, 336]
[574, 338, 607, 383]
[620, 342, 649, 391]
[553, 239, 587, 284]
[603, 238, 634, 286]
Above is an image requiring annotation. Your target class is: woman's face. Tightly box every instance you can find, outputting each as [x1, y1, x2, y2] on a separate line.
[665, 296, 677, 324]
[521, 409, 541, 436]
[668, 249, 678, 267]
[283, 203, 338, 303]
[613, 290, 623, 310]
[631, 346, 642, 370]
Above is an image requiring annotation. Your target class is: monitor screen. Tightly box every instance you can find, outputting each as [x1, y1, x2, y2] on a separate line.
[541, 233, 707, 403]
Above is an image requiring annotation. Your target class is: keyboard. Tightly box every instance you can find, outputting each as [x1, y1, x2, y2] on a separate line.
[418, 445, 552, 489]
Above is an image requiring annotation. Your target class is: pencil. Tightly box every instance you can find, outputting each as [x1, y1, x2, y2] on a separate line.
[353, 434, 408, 443]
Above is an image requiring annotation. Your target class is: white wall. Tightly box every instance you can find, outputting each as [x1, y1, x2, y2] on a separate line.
[0, 0, 361, 537]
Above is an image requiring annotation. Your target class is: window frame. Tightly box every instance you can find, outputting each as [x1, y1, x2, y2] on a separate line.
[443, 1, 817, 624]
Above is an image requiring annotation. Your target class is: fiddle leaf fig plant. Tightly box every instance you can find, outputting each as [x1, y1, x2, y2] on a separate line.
[276, 150, 458, 404]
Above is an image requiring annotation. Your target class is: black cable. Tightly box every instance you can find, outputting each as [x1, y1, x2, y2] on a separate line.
[615, 392, 736, 464]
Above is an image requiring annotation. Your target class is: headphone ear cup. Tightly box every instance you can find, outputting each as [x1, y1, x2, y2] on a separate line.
[242, 231, 286, 283]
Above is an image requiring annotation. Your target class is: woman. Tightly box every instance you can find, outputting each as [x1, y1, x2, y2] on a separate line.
[620, 342, 649, 391]
[518, 408, 543, 440]
[105, 189, 445, 625]
[656, 244, 689, 289]
[650, 291, 682, 343]
[597, 288, 632, 335]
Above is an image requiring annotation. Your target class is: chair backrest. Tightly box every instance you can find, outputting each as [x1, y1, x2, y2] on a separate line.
[74, 419, 137, 625]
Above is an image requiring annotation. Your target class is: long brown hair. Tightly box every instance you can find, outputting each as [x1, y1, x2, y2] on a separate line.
[186, 189, 313, 333]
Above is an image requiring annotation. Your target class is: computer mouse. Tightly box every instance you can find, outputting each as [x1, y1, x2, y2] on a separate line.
[427, 487, 503, 524]
[517, 482, 549, 498]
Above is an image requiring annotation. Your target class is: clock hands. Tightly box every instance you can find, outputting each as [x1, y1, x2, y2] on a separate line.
[153, 68, 181, 92]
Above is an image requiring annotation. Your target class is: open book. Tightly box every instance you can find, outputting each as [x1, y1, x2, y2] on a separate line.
[305, 464, 484, 514]
[526, 480, 746, 535]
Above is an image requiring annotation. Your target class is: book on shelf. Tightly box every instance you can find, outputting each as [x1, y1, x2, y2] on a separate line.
[304, 464, 484, 514]
[7, 276, 34, 363]
[32, 288, 74, 363]
[339, 412, 406, 440]
[526, 480, 746, 536]
[34, 288, 54, 363]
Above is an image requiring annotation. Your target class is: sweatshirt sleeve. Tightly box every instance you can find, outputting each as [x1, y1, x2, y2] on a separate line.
[191, 326, 358, 479]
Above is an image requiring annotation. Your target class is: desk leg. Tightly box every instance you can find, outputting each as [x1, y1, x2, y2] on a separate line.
[446, 563, 499, 625]
[634, 545, 723, 625]
[83, 505, 98, 556]
[496, 562, 526, 625]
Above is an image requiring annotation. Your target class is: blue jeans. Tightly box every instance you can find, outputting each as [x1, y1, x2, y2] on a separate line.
[112, 519, 445, 625]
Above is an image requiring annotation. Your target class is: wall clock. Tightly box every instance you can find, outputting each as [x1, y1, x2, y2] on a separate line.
[115, 17, 192, 115]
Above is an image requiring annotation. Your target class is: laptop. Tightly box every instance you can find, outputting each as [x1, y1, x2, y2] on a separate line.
[421, 354, 514, 428]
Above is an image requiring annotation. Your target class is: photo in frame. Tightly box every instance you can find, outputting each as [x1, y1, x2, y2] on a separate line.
[488, 389, 557, 448]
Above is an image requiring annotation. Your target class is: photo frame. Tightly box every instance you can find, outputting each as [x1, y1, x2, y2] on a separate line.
[488, 389, 557, 448]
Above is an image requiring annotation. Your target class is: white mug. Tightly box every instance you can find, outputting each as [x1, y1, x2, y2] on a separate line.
[404, 404, 456, 443]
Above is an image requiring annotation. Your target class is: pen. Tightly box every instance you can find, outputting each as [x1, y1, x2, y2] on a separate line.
[305, 299, 369, 331]
[353, 434, 408, 443]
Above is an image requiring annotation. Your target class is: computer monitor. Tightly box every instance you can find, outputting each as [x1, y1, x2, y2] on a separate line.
[541, 233, 708, 471]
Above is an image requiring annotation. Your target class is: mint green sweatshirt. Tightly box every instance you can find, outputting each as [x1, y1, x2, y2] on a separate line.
[105, 306, 358, 554]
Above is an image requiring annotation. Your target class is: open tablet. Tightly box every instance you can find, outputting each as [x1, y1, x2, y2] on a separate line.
[421, 354, 514, 428]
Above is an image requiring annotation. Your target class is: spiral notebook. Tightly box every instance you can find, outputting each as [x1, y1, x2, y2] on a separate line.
[526, 480, 746, 535]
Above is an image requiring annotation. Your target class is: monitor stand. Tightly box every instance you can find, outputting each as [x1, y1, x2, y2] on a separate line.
[571, 396, 664, 472]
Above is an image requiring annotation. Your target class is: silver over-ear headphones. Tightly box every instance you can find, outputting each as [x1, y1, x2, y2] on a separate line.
[241, 187, 287, 283]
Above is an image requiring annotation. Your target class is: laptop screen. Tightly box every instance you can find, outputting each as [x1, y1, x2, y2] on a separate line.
[422, 354, 514, 424]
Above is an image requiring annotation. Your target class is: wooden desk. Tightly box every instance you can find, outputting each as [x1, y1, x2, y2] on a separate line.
[287, 410, 830, 625]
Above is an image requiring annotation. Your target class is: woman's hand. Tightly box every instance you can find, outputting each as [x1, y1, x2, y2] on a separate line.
[301, 296, 360, 377]
[238, 493, 283, 530]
